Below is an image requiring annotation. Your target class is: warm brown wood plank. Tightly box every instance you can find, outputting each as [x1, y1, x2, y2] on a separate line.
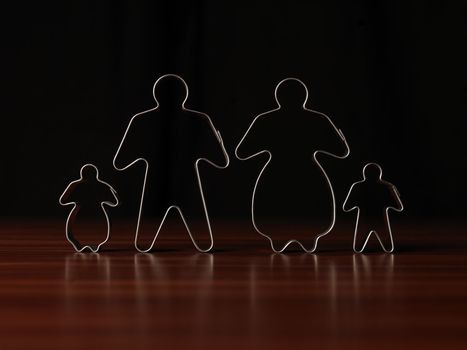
[0, 220, 466, 349]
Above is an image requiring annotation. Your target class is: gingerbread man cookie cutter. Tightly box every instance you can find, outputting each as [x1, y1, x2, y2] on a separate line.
[343, 162, 404, 253]
[235, 77, 350, 253]
[59, 164, 119, 252]
[113, 74, 229, 253]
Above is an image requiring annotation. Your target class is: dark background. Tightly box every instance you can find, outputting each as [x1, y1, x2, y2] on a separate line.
[1, 1, 466, 221]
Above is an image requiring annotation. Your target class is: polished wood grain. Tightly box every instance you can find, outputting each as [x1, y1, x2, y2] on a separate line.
[0, 220, 466, 349]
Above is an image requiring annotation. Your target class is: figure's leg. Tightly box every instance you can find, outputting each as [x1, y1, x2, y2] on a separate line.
[253, 165, 336, 253]
[134, 205, 173, 252]
[252, 219, 302, 252]
[134, 186, 172, 252]
[65, 205, 108, 253]
[269, 236, 299, 253]
[373, 217, 395, 253]
[177, 192, 214, 252]
[353, 214, 373, 253]
[65, 208, 81, 251]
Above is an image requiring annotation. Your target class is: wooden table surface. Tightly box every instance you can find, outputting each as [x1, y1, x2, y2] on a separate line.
[0, 219, 466, 349]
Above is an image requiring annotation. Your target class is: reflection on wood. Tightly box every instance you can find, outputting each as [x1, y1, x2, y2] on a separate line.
[0, 220, 466, 349]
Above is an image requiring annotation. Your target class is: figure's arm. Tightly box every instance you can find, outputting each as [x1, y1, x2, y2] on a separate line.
[113, 114, 146, 171]
[315, 112, 350, 160]
[343, 182, 360, 212]
[102, 185, 119, 208]
[59, 181, 78, 206]
[334, 127, 350, 158]
[196, 112, 230, 169]
[389, 185, 404, 212]
[235, 113, 269, 161]
[114, 117, 135, 170]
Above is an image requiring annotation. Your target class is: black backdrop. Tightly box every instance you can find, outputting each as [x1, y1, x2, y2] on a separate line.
[1, 1, 466, 220]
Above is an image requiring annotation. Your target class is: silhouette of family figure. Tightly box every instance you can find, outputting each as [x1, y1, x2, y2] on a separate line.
[235, 78, 350, 252]
[59, 164, 119, 252]
[113, 74, 229, 253]
[60, 75, 403, 253]
[343, 163, 404, 253]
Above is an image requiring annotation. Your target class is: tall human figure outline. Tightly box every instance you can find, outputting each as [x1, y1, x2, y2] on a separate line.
[59, 164, 119, 252]
[343, 163, 404, 253]
[113, 74, 229, 253]
[235, 78, 350, 253]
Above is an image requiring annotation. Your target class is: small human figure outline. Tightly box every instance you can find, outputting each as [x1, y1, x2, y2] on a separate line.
[59, 164, 119, 252]
[343, 162, 404, 253]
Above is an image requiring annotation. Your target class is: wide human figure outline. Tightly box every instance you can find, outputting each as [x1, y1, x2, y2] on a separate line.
[113, 74, 229, 253]
[235, 77, 350, 253]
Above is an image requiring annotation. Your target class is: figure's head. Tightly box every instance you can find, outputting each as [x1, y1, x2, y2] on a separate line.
[363, 163, 383, 180]
[152, 74, 189, 108]
[80, 164, 99, 180]
[274, 78, 308, 108]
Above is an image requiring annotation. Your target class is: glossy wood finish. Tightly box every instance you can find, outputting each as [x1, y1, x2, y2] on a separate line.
[0, 220, 467, 349]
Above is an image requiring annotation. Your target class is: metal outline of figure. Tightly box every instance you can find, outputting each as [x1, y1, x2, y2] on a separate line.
[343, 162, 404, 253]
[59, 164, 119, 252]
[235, 77, 350, 253]
[113, 74, 230, 253]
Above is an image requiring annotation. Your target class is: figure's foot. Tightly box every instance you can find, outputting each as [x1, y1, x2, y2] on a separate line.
[134, 241, 155, 253]
[77, 245, 98, 253]
[374, 231, 394, 253]
[353, 231, 372, 253]
[189, 235, 214, 252]
[298, 238, 319, 253]
[67, 234, 84, 252]
[270, 238, 296, 252]
[181, 219, 214, 252]
[134, 224, 160, 253]
[353, 240, 369, 253]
